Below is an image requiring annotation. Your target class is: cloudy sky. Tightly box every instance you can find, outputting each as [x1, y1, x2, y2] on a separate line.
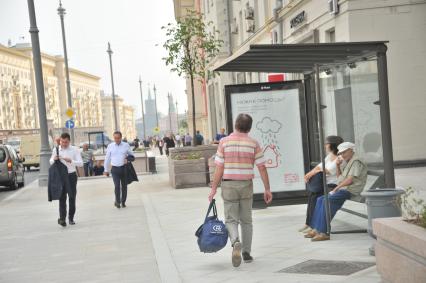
[0, 0, 187, 118]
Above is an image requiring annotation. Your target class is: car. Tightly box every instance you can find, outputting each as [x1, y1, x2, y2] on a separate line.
[0, 145, 25, 190]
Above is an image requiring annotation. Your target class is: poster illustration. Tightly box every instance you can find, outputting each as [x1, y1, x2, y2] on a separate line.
[230, 88, 306, 193]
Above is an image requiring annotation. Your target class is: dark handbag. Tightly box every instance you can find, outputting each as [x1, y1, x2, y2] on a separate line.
[195, 199, 228, 253]
[306, 172, 324, 193]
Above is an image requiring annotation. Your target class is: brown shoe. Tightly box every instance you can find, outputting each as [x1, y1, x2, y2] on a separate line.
[311, 233, 330, 242]
[304, 230, 317, 238]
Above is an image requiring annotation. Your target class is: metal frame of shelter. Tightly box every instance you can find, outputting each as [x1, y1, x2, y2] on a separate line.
[215, 42, 394, 235]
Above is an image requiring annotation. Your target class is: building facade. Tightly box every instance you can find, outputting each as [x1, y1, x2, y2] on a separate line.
[202, 0, 426, 163]
[101, 92, 136, 140]
[0, 43, 103, 137]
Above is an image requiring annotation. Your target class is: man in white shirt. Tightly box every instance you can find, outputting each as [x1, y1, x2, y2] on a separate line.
[104, 131, 134, 208]
[49, 133, 83, 227]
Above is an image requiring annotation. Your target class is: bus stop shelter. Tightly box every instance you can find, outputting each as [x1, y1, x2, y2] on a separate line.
[215, 41, 394, 234]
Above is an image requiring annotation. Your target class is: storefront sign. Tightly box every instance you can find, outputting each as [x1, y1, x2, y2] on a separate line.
[290, 11, 306, 28]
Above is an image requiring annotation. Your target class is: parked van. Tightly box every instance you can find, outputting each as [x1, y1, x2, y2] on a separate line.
[18, 135, 53, 171]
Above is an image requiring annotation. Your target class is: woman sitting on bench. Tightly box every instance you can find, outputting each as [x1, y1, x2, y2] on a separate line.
[304, 142, 368, 242]
[300, 135, 344, 233]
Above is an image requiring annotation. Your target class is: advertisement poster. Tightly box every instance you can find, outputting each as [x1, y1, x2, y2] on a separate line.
[229, 87, 306, 193]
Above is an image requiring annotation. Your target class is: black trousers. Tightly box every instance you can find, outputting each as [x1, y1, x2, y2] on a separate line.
[159, 146, 163, 155]
[59, 172, 78, 221]
[111, 166, 127, 204]
[305, 184, 337, 226]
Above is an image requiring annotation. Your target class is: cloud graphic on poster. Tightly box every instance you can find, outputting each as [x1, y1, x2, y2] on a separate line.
[256, 117, 282, 134]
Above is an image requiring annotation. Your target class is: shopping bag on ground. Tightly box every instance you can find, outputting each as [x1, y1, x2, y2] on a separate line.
[195, 199, 228, 253]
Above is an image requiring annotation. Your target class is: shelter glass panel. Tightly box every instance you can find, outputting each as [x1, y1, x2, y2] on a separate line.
[319, 60, 384, 171]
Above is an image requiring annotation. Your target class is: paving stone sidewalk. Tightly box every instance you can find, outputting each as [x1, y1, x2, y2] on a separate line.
[1, 153, 423, 282]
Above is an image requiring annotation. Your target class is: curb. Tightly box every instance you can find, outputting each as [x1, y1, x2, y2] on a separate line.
[142, 194, 182, 283]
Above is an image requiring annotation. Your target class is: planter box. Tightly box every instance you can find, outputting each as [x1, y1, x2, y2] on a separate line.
[169, 158, 207, 189]
[373, 217, 426, 283]
[170, 145, 218, 183]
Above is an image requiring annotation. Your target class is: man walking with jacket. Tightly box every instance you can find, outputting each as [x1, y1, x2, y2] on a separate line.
[104, 131, 134, 208]
[49, 133, 83, 227]
[208, 113, 273, 267]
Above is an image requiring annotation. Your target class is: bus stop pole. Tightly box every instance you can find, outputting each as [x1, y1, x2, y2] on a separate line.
[377, 51, 395, 188]
[314, 64, 332, 235]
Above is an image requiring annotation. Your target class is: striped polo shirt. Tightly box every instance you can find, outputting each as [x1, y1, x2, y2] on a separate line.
[215, 132, 266, 180]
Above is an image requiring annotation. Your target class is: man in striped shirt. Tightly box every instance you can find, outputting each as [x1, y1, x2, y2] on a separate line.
[208, 113, 272, 267]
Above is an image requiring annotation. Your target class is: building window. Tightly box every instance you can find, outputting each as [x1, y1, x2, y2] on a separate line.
[326, 28, 336, 43]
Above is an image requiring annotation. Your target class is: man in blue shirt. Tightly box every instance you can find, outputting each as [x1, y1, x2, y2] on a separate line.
[214, 128, 227, 144]
[195, 130, 204, 145]
[104, 131, 134, 208]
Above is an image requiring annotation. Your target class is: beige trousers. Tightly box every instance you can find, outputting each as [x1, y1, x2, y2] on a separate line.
[221, 180, 253, 253]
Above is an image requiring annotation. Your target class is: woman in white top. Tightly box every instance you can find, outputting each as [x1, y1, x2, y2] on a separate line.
[299, 136, 344, 233]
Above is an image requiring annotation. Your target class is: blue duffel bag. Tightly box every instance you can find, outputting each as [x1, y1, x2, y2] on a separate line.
[195, 199, 228, 253]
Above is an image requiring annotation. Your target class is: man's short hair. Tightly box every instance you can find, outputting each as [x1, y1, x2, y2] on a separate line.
[113, 131, 122, 137]
[235, 114, 253, 133]
[60, 133, 71, 140]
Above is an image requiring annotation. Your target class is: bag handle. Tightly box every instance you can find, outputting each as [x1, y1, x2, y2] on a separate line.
[204, 199, 218, 222]
[56, 146, 59, 157]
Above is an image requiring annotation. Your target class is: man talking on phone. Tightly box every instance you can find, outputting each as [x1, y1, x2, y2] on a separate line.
[104, 131, 134, 209]
[50, 133, 83, 227]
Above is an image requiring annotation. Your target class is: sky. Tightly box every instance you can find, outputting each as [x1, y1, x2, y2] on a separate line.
[0, 0, 187, 118]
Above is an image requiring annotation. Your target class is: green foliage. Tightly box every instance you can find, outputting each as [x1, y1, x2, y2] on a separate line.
[172, 152, 202, 160]
[161, 10, 223, 81]
[179, 119, 188, 130]
[400, 187, 426, 229]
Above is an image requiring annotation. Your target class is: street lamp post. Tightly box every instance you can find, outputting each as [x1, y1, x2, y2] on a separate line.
[167, 93, 172, 132]
[57, 0, 74, 144]
[27, 0, 51, 186]
[153, 84, 159, 128]
[138, 76, 148, 171]
[107, 42, 119, 132]
[138, 76, 146, 140]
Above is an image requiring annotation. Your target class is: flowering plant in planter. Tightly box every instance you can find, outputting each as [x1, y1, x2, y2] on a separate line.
[172, 152, 202, 160]
[399, 187, 426, 228]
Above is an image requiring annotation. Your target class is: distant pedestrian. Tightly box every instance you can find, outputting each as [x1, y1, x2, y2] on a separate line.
[163, 134, 175, 156]
[93, 160, 104, 176]
[81, 143, 94, 177]
[158, 137, 164, 155]
[103, 131, 134, 209]
[184, 133, 192, 146]
[50, 132, 83, 227]
[133, 137, 140, 150]
[175, 134, 181, 147]
[195, 130, 204, 145]
[214, 128, 227, 144]
[208, 114, 272, 267]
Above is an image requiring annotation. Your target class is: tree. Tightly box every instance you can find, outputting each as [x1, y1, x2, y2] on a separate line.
[179, 119, 188, 131]
[162, 10, 222, 145]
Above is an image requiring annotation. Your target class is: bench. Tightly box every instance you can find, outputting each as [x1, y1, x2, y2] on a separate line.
[331, 170, 385, 234]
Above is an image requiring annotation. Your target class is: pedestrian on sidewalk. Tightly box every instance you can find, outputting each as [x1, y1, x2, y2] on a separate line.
[208, 113, 273, 267]
[103, 131, 134, 209]
[81, 143, 94, 177]
[163, 133, 175, 157]
[184, 133, 192, 146]
[49, 132, 83, 227]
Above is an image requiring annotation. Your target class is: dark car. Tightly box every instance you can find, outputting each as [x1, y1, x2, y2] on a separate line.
[0, 145, 25, 190]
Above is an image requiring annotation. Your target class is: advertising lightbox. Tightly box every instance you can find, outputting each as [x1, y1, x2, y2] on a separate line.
[225, 81, 309, 195]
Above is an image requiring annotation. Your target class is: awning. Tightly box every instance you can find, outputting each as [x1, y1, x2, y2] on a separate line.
[214, 42, 388, 73]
